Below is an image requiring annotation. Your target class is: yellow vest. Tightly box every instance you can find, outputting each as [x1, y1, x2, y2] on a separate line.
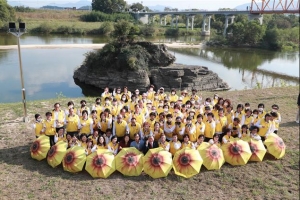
[185, 124, 197, 142]
[128, 123, 141, 140]
[195, 122, 205, 139]
[215, 116, 227, 133]
[79, 118, 92, 134]
[169, 141, 181, 156]
[66, 114, 79, 132]
[204, 120, 215, 139]
[174, 123, 185, 141]
[258, 119, 271, 137]
[243, 116, 254, 127]
[159, 141, 170, 151]
[115, 120, 127, 137]
[99, 120, 110, 132]
[132, 112, 144, 126]
[44, 119, 56, 136]
[181, 141, 193, 149]
[169, 95, 178, 102]
[34, 121, 44, 137]
[52, 110, 65, 128]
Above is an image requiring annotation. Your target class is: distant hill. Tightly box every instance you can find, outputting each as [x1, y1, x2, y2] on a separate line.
[48, 0, 91, 9]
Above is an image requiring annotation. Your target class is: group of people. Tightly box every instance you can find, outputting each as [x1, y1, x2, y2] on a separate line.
[32, 85, 282, 156]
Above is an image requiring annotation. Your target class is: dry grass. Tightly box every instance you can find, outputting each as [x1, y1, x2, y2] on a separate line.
[0, 86, 299, 200]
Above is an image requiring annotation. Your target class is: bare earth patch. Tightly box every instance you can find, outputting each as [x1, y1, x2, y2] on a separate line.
[0, 87, 299, 200]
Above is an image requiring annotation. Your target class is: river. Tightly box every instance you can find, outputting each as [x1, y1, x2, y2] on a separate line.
[0, 34, 298, 103]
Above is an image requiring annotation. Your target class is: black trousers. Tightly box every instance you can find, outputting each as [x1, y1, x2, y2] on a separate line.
[46, 135, 55, 146]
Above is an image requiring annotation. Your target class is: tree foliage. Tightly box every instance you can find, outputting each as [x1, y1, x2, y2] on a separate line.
[92, 0, 126, 14]
[130, 3, 144, 11]
[0, 0, 15, 28]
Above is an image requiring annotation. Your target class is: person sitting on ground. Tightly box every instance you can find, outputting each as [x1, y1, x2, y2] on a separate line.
[130, 133, 144, 153]
[143, 135, 158, 154]
[107, 136, 119, 156]
[158, 134, 170, 151]
[209, 133, 221, 147]
[250, 126, 261, 141]
[181, 134, 194, 149]
[118, 134, 131, 152]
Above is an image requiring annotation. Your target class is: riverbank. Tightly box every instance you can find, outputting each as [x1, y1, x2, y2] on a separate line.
[0, 42, 203, 50]
[0, 86, 298, 199]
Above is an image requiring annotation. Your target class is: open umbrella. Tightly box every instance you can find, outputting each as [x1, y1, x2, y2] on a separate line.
[221, 140, 252, 166]
[143, 147, 173, 179]
[264, 133, 286, 159]
[85, 149, 116, 178]
[115, 147, 144, 176]
[196, 142, 211, 151]
[173, 147, 203, 178]
[248, 139, 266, 162]
[199, 144, 225, 170]
[62, 146, 86, 173]
[30, 135, 50, 161]
[47, 141, 67, 168]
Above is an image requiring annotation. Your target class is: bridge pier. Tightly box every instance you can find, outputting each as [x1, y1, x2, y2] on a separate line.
[248, 14, 263, 25]
[186, 15, 190, 30]
[191, 16, 195, 30]
[201, 15, 212, 36]
[223, 15, 235, 37]
[175, 15, 179, 28]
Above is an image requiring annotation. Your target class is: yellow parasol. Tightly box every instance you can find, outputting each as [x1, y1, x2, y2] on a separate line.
[62, 146, 86, 173]
[115, 147, 144, 176]
[264, 133, 286, 159]
[199, 144, 225, 170]
[197, 142, 211, 151]
[85, 149, 116, 178]
[47, 141, 67, 168]
[248, 139, 267, 162]
[173, 147, 203, 178]
[221, 140, 252, 166]
[30, 135, 50, 161]
[143, 147, 173, 179]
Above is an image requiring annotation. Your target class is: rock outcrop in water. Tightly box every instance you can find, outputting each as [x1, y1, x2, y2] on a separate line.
[73, 41, 229, 92]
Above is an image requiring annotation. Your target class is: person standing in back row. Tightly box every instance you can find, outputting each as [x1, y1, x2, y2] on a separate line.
[296, 93, 300, 124]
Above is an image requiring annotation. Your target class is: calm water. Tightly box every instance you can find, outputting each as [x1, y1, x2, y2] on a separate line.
[0, 34, 299, 103]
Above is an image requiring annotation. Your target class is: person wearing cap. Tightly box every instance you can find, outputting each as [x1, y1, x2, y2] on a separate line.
[112, 114, 129, 142]
[146, 85, 156, 101]
[184, 117, 197, 142]
[169, 88, 178, 102]
[204, 113, 216, 142]
[164, 114, 175, 141]
[158, 87, 166, 101]
[32, 114, 44, 138]
[195, 114, 205, 139]
[128, 117, 142, 141]
[180, 89, 190, 104]
[43, 112, 57, 146]
[174, 116, 185, 141]
[113, 87, 122, 102]
[101, 87, 112, 104]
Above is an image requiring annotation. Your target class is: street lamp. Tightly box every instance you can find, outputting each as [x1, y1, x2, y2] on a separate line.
[8, 22, 28, 123]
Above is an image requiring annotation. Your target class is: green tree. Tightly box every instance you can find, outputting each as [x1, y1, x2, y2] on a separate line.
[92, 0, 126, 14]
[0, 0, 15, 28]
[130, 3, 144, 11]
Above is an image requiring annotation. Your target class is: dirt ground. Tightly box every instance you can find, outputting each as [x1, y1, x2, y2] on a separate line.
[0, 86, 299, 200]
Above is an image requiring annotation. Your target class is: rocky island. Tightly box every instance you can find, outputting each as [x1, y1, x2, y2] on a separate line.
[73, 41, 229, 92]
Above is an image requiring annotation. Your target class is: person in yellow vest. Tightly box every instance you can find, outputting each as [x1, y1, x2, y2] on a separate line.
[95, 135, 107, 150]
[209, 133, 221, 148]
[98, 112, 112, 135]
[32, 114, 44, 138]
[88, 130, 99, 145]
[151, 122, 164, 142]
[146, 112, 157, 129]
[120, 94, 129, 107]
[79, 110, 93, 137]
[91, 98, 102, 118]
[164, 114, 175, 141]
[152, 93, 160, 108]
[257, 103, 266, 119]
[66, 133, 72, 149]
[113, 87, 122, 102]
[252, 109, 260, 125]
[110, 98, 121, 118]
[202, 106, 212, 122]
[158, 134, 170, 151]
[173, 104, 183, 122]
[137, 99, 148, 117]
[102, 97, 112, 113]
[216, 97, 224, 110]
[243, 102, 251, 115]
[169, 133, 181, 156]
[52, 103, 65, 133]
[241, 125, 250, 141]
[174, 116, 185, 141]
[157, 87, 167, 101]
[113, 114, 129, 142]
[194, 134, 205, 150]
[234, 104, 244, 122]
[101, 87, 112, 104]
[162, 104, 171, 117]
[141, 122, 152, 140]
[43, 112, 56, 146]
[78, 134, 88, 152]
[204, 113, 216, 142]
[128, 117, 142, 141]
[146, 85, 156, 101]
[184, 117, 197, 143]
[107, 136, 119, 156]
[213, 94, 219, 106]
[186, 109, 197, 124]
[181, 134, 194, 149]
[211, 104, 220, 120]
[215, 108, 228, 142]
[270, 104, 281, 134]
[86, 138, 96, 155]
[131, 105, 145, 126]
[255, 113, 272, 141]
[250, 126, 262, 141]
[228, 117, 241, 138]
[180, 104, 188, 122]
[222, 128, 233, 144]
[65, 101, 78, 116]
[90, 110, 100, 132]
[69, 135, 80, 148]
[77, 100, 90, 117]
[241, 109, 254, 128]
[145, 100, 153, 118]
[195, 114, 205, 139]
[225, 105, 234, 126]
[223, 99, 232, 110]
[121, 86, 132, 101]
[190, 88, 201, 104]
[54, 128, 67, 143]
[134, 89, 142, 100]
[169, 88, 179, 103]
[158, 112, 166, 129]
[65, 107, 80, 138]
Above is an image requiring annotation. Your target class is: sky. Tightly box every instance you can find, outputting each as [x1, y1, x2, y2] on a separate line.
[8, 0, 251, 10]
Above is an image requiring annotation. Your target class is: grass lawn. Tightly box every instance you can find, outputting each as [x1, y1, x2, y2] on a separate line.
[0, 86, 299, 199]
